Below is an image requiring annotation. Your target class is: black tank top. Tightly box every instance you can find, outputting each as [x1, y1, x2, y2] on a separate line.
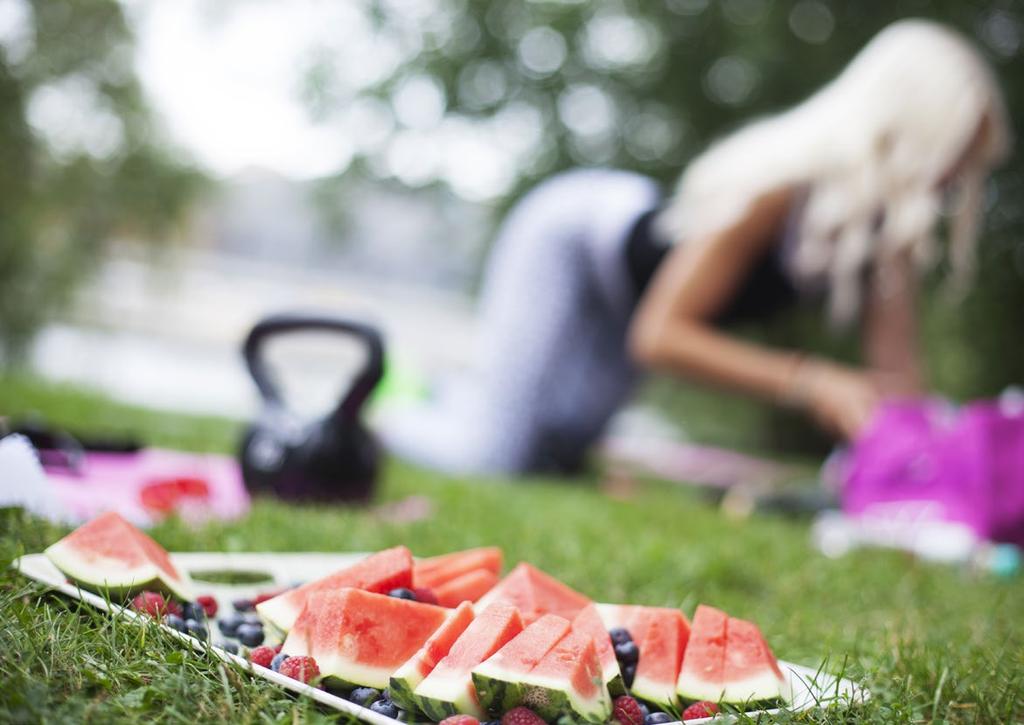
[625, 208, 800, 325]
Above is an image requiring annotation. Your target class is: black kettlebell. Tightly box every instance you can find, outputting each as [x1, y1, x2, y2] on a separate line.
[239, 312, 384, 503]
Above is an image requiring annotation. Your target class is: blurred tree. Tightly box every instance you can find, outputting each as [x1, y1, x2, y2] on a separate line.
[304, 0, 1024, 448]
[0, 0, 205, 362]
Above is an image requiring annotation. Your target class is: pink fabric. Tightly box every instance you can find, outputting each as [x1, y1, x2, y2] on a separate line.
[842, 399, 1024, 546]
[44, 449, 249, 527]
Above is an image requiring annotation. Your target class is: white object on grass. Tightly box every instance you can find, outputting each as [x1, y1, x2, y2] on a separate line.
[0, 434, 69, 523]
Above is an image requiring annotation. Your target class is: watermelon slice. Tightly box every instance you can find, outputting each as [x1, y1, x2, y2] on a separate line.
[281, 588, 449, 690]
[257, 546, 412, 633]
[390, 602, 476, 713]
[44, 512, 194, 601]
[676, 605, 787, 705]
[632, 608, 690, 708]
[722, 616, 788, 704]
[474, 563, 591, 624]
[414, 547, 503, 589]
[472, 614, 573, 716]
[518, 630, 612, 724]
[435, 568, 499, 608]
[571, 604, 625, 697]
[412, 603, 524, 719]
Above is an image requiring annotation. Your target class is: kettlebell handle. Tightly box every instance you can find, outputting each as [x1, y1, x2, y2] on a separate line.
[243, 312, 384, 425]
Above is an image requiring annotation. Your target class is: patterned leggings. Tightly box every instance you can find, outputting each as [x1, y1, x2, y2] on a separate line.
[379, 169, 661, 475]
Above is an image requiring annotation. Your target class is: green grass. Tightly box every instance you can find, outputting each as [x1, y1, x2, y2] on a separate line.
[1, 374, 1022, 723]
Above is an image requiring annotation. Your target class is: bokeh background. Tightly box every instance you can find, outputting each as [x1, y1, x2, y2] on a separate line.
[1, 0, 1022, 456]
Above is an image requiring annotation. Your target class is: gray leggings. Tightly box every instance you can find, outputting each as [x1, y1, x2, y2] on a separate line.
[379, 169, 661, 475]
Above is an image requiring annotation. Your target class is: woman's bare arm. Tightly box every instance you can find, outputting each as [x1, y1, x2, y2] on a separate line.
[628, 189, 883, 438]
[863, 250, 924, 396]
[628, 189, 804, 400]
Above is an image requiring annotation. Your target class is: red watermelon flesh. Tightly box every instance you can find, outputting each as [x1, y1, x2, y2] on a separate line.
[390, 602, 476, 712]
[257, 546, 413, 632]
[571, 604, 625, 696]
[721, 617, 787, 703]
[414, 547, 503, 589]
[474, 563, 590, 624]
[44, 511, 194, 601]
[412, 603, 524, 719]
[280, 588, 449, 689]
[676, 605, 727, 702]
[631, 608, 690, 707]
[519, 630, 611, 723]
[434, 568, 499, 608]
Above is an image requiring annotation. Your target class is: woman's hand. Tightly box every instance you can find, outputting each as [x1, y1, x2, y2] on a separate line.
[800, 361, 884, 440]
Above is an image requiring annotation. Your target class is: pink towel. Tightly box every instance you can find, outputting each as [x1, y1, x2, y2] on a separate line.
[44, 449, 249, 527]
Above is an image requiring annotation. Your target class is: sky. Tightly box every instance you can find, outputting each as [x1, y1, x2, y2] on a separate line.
[126, 0, 530, 200]
[130, 1, 360, 180]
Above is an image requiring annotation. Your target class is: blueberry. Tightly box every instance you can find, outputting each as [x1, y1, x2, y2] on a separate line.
[184, 618, 208, 640]
[218, 614, 244, 637]
[644, 713, 672, 725]
[221, 641, 239, 655]
[638, 703, 650, 719]
[182, 602, 206, 621]
[164, 614, 187, 632]
[369, 699, 399, 719]
[622, 662, 636, 689]
[236, 623, 265, 647]
[350, 687, 381, 706]
[271, 652, 290, 672]
[609, 627, 632, 646]
[387, 588, 418, 601]
[232, 598, 255, 612]
[482, 721, 502, 725]
[615, 641, 639, 666]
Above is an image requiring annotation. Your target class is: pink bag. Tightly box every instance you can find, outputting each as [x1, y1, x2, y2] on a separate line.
[841, 398, 1024, 547]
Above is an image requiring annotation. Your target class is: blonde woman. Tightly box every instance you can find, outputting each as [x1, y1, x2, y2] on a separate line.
[380, 20, 1011, 475]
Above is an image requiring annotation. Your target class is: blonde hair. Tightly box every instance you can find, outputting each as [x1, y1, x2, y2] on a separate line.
[655, 19, 1012, 324]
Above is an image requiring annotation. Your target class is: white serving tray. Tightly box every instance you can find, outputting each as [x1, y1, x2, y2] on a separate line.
[14, 551, 866, 724]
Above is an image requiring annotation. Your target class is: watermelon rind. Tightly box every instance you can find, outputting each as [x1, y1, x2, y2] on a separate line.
[386, 673, 420, 715]
[389, 603, 476, 715]
[606, 671, 627, 698]
[518, 672, 611, 724]
[721, 670, 790, 705]
[45, 538, 194, 602]
[677, 670, 787, 708]
[256, 595, 302, 636]
[470, 662, 526, 716]
[410, 672, 480, 720]
[631, 674, 679, 710]
[676, 670, 723, 704]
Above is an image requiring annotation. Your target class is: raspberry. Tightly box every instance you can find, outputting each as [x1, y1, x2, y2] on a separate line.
[440, 716, 479, 725]
[612, 696, 644, 725]
[413, 587, 439, 605]
[248, 645, 276, 668]
[273, 643, 284, 653]
[501, 707, 545, 725]
[131, 591, 177, 618]
[682, 701, 719, 721]
[279, 655, 320, 683]
[196, 595, 218, 618]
